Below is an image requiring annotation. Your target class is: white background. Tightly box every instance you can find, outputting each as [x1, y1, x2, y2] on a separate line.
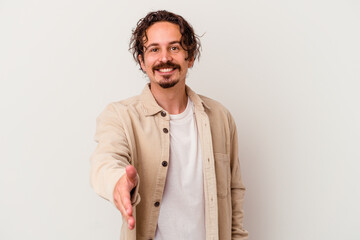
[1, 0, 359, 239]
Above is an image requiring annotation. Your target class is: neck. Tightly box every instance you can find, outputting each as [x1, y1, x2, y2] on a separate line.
[150, 82, 188, 115]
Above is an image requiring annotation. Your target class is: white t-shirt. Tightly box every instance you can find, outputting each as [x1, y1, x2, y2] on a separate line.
[154, 98, 206, 240]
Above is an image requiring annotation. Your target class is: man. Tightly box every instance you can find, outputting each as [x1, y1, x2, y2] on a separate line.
[90, 10, 248, 240]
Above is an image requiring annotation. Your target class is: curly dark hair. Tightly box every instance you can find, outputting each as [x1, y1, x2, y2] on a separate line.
[129, 10, 201, 68]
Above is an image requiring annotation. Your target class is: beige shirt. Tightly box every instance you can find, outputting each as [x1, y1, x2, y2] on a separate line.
[90, 84, 248, 240]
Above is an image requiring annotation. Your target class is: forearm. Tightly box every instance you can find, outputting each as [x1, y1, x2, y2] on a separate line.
[90, 150, 128, 203]
[231, 184, 248, 239]
[229, 113, 248, 239]
[90, 103, 132, 203]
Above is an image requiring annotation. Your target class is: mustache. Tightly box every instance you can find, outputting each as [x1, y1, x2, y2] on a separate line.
[152, 61, 181, 71]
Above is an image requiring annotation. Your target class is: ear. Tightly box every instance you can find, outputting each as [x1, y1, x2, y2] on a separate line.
[138, 54, 146, 72]
[188, 57, 195, 68]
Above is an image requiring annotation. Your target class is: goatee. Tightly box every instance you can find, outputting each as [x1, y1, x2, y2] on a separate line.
[152, 61, 181, 89]
[159, 77, 179, 89]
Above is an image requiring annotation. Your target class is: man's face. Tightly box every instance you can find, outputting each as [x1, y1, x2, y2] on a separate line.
[139, 21, 194, 89]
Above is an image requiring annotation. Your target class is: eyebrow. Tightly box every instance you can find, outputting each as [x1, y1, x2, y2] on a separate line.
[144, 41, 181, 50]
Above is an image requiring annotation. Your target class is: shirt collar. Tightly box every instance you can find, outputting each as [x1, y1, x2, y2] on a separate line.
[185, 85, 211, 111]
[140, 84, 210, 116]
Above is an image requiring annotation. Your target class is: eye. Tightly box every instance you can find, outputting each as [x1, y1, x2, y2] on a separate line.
[150, 48, 159, 53]
[170, 46, 179, 51]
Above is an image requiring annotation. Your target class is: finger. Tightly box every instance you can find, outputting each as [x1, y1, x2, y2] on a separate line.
[114, 191, 128, 218]
[120, 185, 133, 217]
[125, 165, 138, 188]
[127, 215, 135, 230]
[118, 189, 135, 229]
[116, 197, 135, 230]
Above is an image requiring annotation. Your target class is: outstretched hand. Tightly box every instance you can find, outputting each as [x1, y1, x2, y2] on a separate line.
[113, 165, 138, 230]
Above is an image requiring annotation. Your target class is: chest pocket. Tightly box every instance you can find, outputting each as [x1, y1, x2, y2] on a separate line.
[214, 153, 231, 198]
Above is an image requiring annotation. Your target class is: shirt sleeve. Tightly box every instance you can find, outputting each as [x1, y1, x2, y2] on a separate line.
[90, 103, 140, 206]
[228, 113, 249, 239]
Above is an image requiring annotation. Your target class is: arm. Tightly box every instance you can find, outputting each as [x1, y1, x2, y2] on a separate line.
[90, 103, 140, 229]
[229, 114, 249, 239]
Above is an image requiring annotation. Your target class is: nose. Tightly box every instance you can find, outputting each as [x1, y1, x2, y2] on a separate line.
[159, 49, 172, 62]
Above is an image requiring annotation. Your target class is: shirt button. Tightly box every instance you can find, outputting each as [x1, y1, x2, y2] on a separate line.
[154, 201, 160, 207]
[162, 161, 168, 167]
[161, 111, 166, 117]
[163, 128, 168, 133]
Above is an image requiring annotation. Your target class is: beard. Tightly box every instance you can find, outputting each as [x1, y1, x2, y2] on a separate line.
[159, 76, 179, 89]
[152, 61, 181, 89]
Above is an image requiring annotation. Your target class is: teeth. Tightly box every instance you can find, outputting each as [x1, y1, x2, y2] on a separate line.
[158, 68, 174, 73]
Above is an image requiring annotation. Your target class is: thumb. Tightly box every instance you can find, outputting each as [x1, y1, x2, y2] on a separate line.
[125, 165, 137, 188]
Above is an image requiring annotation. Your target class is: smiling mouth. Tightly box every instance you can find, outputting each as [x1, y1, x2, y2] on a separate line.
[153, 61, 181, 74]
[157, 68, 175, 73]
